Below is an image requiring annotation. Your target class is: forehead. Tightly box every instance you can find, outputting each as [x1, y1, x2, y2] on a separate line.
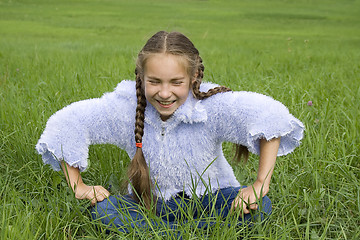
[144, 53, 189, 76]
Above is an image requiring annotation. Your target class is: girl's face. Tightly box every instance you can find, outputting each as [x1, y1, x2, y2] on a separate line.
[144, 53, 192, 121]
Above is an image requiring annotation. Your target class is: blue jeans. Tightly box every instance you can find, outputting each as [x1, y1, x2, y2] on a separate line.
[90, 186, 271, 234]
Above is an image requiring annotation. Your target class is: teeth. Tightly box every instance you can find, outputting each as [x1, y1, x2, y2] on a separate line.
[159, 101, 173, 105]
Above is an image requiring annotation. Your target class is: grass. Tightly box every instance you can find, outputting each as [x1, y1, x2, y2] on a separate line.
[1, 0, 360, 239]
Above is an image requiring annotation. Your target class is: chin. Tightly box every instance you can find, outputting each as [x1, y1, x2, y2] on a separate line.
[160, 112, 172, 121]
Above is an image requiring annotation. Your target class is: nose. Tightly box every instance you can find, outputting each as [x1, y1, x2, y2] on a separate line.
[158, 84, 172, 99]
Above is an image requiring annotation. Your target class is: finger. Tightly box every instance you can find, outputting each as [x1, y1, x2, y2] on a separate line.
[249, 203, 258, 210]
[95, 191, 109, 202]
[87, 186, 98, 203]
[102, 189, 110, 197]
[236, 197, 243, 210]
[232, 197, 247, 214]
[90, 196, 97, 206]
[242, 201, 250, 214]
[94, 187, 110, 202]
[231, 197, 240, 213]
[95, 186, 110, 197]
[96, 195, 105, 203]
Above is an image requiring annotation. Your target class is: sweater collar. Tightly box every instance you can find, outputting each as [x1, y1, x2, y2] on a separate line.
[115, 80, 213, 128]
[144, 91, 208, 129]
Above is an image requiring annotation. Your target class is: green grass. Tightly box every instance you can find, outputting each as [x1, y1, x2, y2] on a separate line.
[1, 0, 360, 239]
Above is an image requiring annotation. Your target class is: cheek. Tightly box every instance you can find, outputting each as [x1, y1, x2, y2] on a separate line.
[182, 85, 191, 97]
[178, 88, 190, 102]
[144, 84, 154, 99]
[181, 91, 189, 100]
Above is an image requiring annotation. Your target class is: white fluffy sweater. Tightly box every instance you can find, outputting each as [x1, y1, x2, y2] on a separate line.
[36, 81, 304, 200]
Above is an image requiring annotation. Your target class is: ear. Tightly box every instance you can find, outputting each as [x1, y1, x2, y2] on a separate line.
[191, 71, 198, 83]
[191, 77, 197, 88]
[194, 71, 199, 79]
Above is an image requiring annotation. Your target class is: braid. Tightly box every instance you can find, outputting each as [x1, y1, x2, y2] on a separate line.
[127, 70, 154, 210]
[134, 72, 146, 144]
[192, 57, 232, 100]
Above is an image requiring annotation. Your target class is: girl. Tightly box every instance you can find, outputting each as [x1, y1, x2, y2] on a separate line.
[36, 31, 304, 233]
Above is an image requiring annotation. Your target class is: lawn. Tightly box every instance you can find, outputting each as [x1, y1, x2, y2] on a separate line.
[0, 0, 359, 239]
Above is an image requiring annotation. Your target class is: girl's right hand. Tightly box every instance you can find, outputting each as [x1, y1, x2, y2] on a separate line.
[74, 182, 110, 206]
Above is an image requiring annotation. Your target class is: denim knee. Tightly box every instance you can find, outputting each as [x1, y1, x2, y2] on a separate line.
[260, 195, 272, 217]
[91, 195, 147, 233]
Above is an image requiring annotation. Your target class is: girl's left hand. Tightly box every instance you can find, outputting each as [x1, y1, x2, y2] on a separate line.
[230, 180, 269, 214]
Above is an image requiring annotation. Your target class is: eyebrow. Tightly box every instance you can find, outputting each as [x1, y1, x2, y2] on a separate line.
[146, 75, 185, 81]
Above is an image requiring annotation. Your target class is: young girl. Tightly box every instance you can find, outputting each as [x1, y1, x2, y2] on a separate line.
[36, 31, 304, 233]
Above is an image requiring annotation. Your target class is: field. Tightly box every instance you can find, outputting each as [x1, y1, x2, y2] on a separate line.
[0, 0, 359, 239]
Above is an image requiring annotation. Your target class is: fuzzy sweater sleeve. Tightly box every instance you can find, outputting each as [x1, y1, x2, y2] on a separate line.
[206, 91, 304, 156]
[35, 81, 136, 172]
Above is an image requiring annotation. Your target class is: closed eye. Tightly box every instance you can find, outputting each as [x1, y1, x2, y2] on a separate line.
[148, 79, 160, 85]
[171, 78, 185, 85]
[172, 81, 183, 85]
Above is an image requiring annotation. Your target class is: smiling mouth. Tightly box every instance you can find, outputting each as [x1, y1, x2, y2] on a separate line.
[157, 100, 175, 108]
